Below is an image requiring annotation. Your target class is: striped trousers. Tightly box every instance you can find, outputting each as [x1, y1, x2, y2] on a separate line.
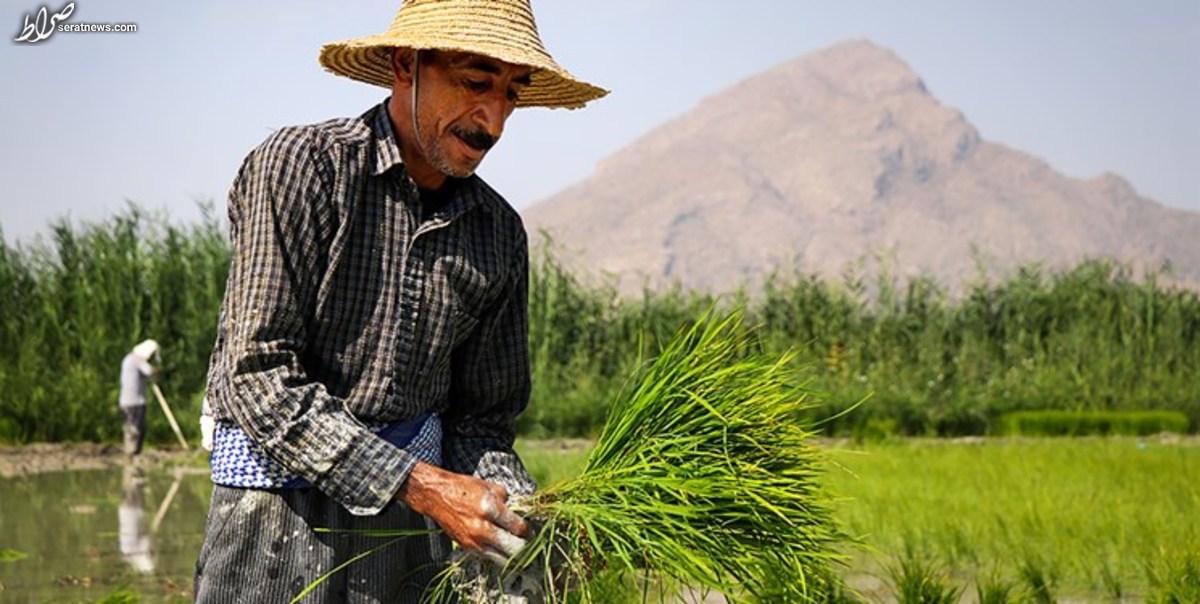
[194, 485, 451, 603]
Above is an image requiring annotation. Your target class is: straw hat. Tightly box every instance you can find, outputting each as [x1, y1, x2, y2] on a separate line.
[319, 0, 607, 109]
[132, 339, 159, 362]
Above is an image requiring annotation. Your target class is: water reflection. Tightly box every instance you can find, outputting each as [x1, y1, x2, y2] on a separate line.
[0, 461, 211, 602]
[119, 464, 155, 573]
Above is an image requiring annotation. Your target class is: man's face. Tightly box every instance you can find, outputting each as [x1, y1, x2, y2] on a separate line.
[411, 50, 532, 180]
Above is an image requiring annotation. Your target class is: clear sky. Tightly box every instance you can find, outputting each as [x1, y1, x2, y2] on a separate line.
[2, 0, 1198, 243]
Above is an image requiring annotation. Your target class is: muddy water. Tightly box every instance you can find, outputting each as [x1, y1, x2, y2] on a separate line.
[0, 463, 212, 602]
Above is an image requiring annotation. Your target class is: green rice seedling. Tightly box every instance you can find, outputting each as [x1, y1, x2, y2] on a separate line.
[885, 548, 962, 604]
[827, 438, 1199, 600]
[1017, 554, 1057, 604]
[95, 587, 141, 604]
[813, 570, 865, 604]
[974, 569, 1021, 604]
[1098, 554, 1124, 601]
[0, 548, 28, 562]
[999, 410, 1190, 437]
[1145, 547, 1200, 604]
[439, 309, 845, 603]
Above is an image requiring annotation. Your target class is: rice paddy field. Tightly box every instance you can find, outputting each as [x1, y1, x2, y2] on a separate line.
[1, 437, 1195, 602]
[3, 208, 1199, 602]
[517, 436, 1200, 603]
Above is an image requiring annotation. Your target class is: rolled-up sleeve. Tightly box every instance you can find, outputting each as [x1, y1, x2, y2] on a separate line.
[212, 128, 416, 516]
[442, 233, 537, 497]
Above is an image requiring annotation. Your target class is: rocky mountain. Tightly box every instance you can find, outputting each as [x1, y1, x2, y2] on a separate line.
[520, 39, 1200, 295]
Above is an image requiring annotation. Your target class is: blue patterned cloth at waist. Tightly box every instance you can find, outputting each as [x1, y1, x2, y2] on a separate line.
[210, 413, 441, 489]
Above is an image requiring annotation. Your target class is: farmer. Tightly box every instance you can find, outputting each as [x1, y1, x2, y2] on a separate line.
[194, 1, 605, 601]
[118, 339, 158, 456]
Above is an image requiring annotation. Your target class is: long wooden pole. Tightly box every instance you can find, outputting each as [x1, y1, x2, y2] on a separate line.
[151, 383, 190, 452]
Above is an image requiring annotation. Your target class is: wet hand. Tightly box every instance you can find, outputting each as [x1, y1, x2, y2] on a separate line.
[398, 462, 530, 564]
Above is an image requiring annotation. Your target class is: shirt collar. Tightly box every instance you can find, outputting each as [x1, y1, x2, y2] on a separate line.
[368, 98, 488, 219]
[370, 99, 406, 177]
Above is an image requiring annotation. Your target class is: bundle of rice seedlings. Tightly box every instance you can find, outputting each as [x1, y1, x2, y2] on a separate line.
[442, 309, 845, 603]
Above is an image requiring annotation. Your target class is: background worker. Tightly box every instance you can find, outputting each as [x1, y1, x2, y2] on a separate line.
[118, 339, 158, 456]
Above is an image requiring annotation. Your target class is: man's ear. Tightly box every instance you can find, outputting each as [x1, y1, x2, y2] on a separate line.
[391, 48, 416, 86]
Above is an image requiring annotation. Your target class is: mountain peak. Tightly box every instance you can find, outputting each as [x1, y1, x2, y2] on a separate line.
[523, 39, 1200, 295]
[778, 38, 929, 100]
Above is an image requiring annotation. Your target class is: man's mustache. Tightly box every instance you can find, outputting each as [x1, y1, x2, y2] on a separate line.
[450, 126, 496, 152]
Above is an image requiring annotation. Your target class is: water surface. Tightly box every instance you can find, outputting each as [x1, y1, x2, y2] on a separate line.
[0, 463, 212, 602]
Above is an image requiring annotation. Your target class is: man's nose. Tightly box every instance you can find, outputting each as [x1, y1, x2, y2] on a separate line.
[472, 93, 510, 140]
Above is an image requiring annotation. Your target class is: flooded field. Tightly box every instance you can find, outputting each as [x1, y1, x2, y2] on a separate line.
[0, 456, 211, 602]
[2, 438, 1197, 602]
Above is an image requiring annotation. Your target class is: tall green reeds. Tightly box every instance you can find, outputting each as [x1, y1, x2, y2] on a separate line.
[756, 258, 1200, 436]
[1, 215, 1197, 444]
[523, 236, 717, 438]
[0, 204, 227, 444]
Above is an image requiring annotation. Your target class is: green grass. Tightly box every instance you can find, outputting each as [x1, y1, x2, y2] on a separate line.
[520, 436, 1200, 602]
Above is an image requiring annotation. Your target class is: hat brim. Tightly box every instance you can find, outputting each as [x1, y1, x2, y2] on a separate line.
[319, 37, 607, 110]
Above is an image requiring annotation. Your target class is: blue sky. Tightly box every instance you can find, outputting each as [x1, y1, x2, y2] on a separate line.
[2, 1, 1198, 242]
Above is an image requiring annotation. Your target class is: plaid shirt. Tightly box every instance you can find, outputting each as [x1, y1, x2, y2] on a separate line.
[205, 100, 536, 516]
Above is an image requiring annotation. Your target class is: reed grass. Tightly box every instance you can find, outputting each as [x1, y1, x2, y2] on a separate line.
[0, 204, 226, 445]
[2, 216, 1197, 446]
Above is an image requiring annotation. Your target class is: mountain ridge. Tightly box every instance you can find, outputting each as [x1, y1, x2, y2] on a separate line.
[521, 39, 1200, 294]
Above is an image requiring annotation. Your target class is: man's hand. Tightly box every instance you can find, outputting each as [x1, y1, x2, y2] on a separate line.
[398, 462, 530, 565]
